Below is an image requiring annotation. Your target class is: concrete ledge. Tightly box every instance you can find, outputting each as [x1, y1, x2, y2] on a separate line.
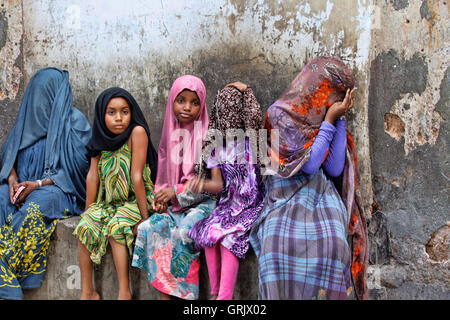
[22, 216, 259, 300]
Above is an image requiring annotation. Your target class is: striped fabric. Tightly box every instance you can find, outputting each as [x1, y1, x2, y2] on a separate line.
[249, 169, 352, 300]
[73, 143, 154, 264]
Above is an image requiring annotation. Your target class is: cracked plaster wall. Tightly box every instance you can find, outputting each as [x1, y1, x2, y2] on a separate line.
[368, 0, 449, 299]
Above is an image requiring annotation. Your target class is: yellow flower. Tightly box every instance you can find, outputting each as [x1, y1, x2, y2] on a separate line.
[0, 265, 14, 283]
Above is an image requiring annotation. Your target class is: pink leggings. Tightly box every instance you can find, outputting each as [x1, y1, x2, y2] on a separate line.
[204, 242, 239, 300]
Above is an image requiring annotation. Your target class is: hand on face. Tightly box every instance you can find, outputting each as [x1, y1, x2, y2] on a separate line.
[325, 88, 355, 123]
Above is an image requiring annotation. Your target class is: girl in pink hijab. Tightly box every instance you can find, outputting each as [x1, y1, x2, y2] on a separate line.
[132, 75, 216, 300]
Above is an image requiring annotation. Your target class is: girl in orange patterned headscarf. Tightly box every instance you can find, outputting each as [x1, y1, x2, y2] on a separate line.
[250, 56, 368, 300]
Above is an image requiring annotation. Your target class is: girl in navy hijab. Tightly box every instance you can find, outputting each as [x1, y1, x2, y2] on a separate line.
[0, 67, 91, 300]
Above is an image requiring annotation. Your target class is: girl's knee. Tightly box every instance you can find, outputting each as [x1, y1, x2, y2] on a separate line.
[108, 235, 126, 247]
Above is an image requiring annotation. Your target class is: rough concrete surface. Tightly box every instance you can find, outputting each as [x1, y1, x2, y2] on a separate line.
[22, 217, 259, 300]
[367, 0, 449, 300]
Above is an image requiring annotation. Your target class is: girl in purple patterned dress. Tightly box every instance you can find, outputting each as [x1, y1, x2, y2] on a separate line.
[187, 82, 265, 300]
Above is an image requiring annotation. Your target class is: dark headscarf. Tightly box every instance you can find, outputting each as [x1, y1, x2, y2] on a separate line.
[86, 87, 158, 182]
[195, 86, 263, 177]
[0, 67, 91, 209]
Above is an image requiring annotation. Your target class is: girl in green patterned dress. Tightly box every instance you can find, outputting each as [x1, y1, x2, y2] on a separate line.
[73, 87, 159, 300]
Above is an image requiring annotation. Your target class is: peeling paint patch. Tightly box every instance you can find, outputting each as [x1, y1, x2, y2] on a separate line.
[420, 0, 433, 21]
[384, 113, 405, 140]
[425, 223, 450, 263]
[391, 179, 400, 187]
[390, 0, 409, 11]
[354, 0, 373, 70]
[370, 48, 448, 156]
[0, 11, 7, 49]
[389, 47, 448, 155]
[371, 0, 447, 59]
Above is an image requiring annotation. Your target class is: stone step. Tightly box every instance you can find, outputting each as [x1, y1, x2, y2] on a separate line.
[22, 216, 259, 300]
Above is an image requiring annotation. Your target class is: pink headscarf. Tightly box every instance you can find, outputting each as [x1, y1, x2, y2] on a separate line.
[155, 75, 209, 199]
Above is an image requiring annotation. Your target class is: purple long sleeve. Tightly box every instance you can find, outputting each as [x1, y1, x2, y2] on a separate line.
[323, 119, 347, 177]
[301, 119, 347, 177]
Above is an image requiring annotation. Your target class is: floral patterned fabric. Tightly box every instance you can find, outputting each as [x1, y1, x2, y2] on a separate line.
[132, 198, 216, 299]
[188, 138, 265, 259]
[0, 138, 77, 300]
[196, 86, 263, 178]
[187, 86, 265, 260]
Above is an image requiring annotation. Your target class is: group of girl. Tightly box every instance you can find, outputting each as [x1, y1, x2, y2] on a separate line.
[0, 56, 368, 301]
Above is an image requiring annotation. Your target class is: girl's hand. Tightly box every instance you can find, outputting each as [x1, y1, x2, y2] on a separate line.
[225, 81, 248, 92]
[15, 181, 39, 205]
[185, 176, 205, 194]
[8, 175, 19, 204]
[154, 187, 176, 204]
[159, 202, 168, 213]
[325, 88, 355, 123]
[151, 199, 168, 213]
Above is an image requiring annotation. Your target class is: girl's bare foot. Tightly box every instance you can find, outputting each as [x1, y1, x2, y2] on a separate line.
[160, 292, 173, 300]
[80, 290, 100, 300]
[209, 294, 218, 300]
[118, 289, 132, 300]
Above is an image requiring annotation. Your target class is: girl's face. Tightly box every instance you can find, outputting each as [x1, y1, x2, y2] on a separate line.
[173, 89, 201, 124]
[105, 97, 131, 135]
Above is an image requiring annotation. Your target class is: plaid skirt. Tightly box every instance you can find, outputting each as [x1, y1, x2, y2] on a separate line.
[249, 169, 351, 300]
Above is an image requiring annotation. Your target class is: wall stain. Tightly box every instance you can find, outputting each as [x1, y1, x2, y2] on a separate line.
[0, 11, 7, 49]
[390, 0, 409, 11]
[369, 48, 449, 156]
[384, 113, 405, 140]
[425, 223, 450, 263]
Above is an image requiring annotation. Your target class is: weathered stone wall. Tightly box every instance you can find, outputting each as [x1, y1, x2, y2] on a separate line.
[0, 1, 23, 150]
[367, 0, 449, 299]
[0, 0, 448, 300]
[22, 217, 260, 300]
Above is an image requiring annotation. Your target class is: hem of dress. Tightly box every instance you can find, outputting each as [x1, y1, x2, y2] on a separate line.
[149, 282, 196, 300]
[193, 237, 248, 260]
[133, 258, 198, 301]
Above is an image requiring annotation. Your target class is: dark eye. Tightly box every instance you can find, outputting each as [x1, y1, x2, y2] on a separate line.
[177, 98, 184, 104]
[193, 100, 200, 106]
[107, 110, 114, 115]
[123, 109, 129, 115]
